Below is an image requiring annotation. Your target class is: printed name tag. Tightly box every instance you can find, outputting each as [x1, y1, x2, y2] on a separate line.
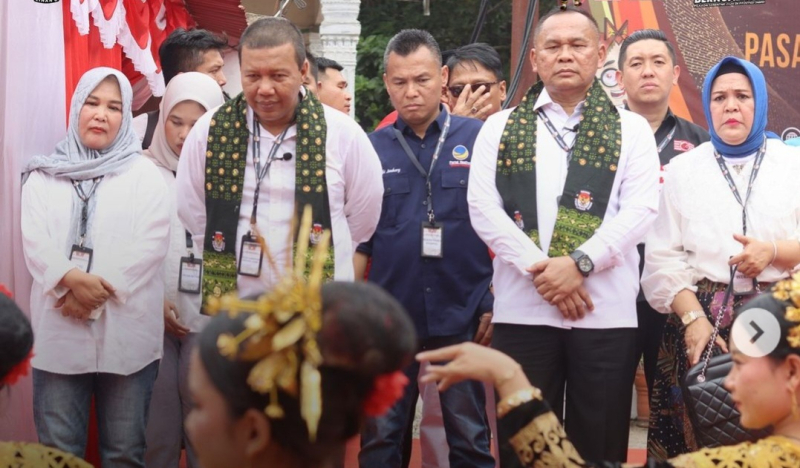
[421, 222, 443, 258]
[178, 256, 203, 294]
[732, 270, 757, 295]
[238, 235, 264, 277]
[69, 245, 93, 273]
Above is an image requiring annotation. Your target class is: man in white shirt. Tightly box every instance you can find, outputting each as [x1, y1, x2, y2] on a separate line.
[315, 57, 352, 115]
[467, 6, 659, 463]
[175, 17, 383, 304]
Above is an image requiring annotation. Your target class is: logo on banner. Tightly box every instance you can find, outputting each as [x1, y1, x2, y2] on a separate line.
[33, 0, 60, 3]
[782, 127, 800, 141]
[673, 140, 696, 153]
[694, 0, 765, 8]
[575, 191, 593, 211]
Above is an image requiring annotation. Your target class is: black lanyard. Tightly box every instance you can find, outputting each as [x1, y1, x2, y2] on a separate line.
[393, 113, 451, 223]
[656, 124, 677, 154]
[250, 114, 289, 229]
[536, 110, 576, 162]
[713, 139, 766, 236]
[71, 177, 103, 247]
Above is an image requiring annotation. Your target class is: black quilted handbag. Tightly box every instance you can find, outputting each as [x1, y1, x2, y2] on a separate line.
[681, 268, 771, 448]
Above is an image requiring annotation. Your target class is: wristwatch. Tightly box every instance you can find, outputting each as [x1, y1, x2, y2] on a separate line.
[569, 250, 594, 277]
[681, 310, 704, 327]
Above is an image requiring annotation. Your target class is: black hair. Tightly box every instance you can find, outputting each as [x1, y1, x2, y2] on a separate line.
[534, 6, 600, 45]
[0, 294, 34, 392]
[306, 51, 319, 82]
[446, 42, 504, 81]
[383, 29, 442, 72]
[735, 290, 800, 363]
[238, 17, 306, 69]
[159, 28, 228, 85]
[618, 29, 677, 71]
[316, 57, 344, 75]
[198, 282, 417, 466]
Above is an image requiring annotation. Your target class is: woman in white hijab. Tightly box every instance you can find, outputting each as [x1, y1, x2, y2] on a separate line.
[21, 67, 170, 468]
[142, 72, 225, 468]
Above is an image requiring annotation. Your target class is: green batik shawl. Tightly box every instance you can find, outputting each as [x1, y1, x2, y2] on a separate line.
[496, 79, 621, 257]
[202, 91, 334, 306]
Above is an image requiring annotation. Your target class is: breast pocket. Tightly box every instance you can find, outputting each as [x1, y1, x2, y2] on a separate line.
[381, 175, 411, 227]
[439, 171, 469, 220]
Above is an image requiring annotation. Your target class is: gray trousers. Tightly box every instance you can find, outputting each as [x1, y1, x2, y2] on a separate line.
[145, 333, 197, 468]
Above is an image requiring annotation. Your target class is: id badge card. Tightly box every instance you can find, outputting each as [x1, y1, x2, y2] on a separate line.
[69, 245, 93, 273]
[178, 256, 203, 294]
[238, 235, 264, 277]
[421, 222, 443, 258]
[732, 269, 757, 295]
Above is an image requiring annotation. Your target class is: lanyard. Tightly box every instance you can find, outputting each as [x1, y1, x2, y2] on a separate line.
[392, 112, 452, 223]
[656, 123, 677, 154]
[71, 177, 103, 247]
[184, 230, 194, 257]
[713, 138, 766, 236]
[250, 114, 290, 230]
[536, 110, 576, 162]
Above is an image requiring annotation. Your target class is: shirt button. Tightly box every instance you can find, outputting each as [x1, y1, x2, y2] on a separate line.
[425, 287, 432, 293]
[421, 143, 427, 149]
[386, 187, 392, 194]
[460, 179, 466, 186]
[422, 200, 427, 206]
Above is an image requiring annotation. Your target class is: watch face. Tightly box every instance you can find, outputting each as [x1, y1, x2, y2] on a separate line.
[578, 257, 592, 272]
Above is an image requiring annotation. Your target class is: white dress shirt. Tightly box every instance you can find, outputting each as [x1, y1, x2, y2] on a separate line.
[152, 164, 206, 332]
[176, 102, 384, 299]
[642, 139, 800, 314]
[468, 89, 660, 329]
[21, 156, 170, 375]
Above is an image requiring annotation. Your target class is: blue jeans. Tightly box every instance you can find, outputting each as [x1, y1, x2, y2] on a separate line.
[359, 332, 494, 468]
[33, 360, 159, 468]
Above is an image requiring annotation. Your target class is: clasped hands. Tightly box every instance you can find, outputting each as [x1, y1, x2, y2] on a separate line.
[527, 256, 593, 321]
[56, 268, 116, 320]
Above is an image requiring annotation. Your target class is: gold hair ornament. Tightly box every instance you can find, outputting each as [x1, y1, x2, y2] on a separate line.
[773, 272, 800, 349]
[560, 0, 582, 9]
[206, 205, 331, 441]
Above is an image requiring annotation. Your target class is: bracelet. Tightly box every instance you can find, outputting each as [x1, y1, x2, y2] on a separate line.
[770, 240, 778, 265]
[497, 386, 543, 418]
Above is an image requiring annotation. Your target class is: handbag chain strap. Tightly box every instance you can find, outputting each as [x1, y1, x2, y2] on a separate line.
[698, 266, 738, 382]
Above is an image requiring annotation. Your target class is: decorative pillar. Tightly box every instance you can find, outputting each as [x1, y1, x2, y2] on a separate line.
[318, 0, 361, 118]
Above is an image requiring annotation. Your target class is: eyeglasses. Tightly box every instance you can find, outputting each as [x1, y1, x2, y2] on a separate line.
[448, 81, 499, 98]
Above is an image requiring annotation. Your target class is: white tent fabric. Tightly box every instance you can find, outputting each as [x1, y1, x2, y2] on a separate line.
[0, 0, 67, 442]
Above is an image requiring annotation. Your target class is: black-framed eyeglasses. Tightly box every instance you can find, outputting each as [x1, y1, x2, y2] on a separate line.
[448, 81, 499, 98]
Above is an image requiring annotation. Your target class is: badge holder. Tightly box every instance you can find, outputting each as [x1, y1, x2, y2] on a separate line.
[732, 268, 758, 296]
[238, 232, 264, 277]
[179, 254, 203, 294]
[421, 212, 443, 258]
[69, 244, 93, 273]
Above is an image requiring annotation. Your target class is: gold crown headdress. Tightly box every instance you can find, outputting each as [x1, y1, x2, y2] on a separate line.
[772, 272, 800, 349]
[560, 0, 582, 9]
[205, 205, 331, 441]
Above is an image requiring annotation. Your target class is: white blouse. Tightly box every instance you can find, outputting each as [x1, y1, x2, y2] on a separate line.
[152, 164, 206, 332]
[642, 139, 800, 314]
[21, 156, 170, 375]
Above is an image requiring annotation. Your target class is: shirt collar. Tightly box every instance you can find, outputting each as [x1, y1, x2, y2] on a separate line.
[394, 105, 448, 138]
[533, 88, 585, 117]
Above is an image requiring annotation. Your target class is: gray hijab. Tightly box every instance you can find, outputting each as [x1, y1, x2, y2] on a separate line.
[23, 67, 142, 252]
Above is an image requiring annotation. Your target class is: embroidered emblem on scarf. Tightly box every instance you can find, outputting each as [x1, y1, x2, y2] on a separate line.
[495, 79, 621, 257]
[202, 91, 335, 306]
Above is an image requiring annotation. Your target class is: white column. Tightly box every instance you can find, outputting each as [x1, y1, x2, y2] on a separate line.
[318, 0, 361, 118]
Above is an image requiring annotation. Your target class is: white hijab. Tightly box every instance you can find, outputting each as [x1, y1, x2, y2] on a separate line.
[145, 72, 226, 172]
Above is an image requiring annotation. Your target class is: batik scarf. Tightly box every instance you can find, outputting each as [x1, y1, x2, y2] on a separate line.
[202, 91, 334, 303]
[496, 79, 621, 257]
